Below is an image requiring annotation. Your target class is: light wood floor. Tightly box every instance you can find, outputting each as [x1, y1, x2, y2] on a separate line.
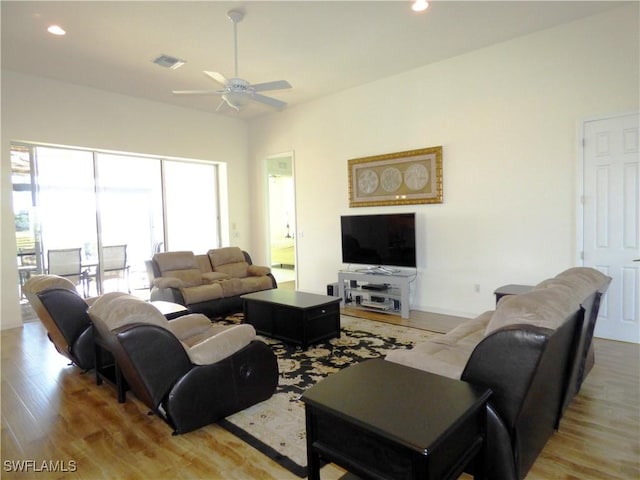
[2, 316, 638, 479]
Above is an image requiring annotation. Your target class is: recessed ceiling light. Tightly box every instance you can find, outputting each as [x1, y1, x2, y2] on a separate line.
[411, 0, 429, 12]
[47, 25, 66, 36]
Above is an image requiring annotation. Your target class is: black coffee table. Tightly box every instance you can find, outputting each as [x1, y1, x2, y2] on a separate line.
[302, 359, 492, 480]
[241, 289, 341, 349]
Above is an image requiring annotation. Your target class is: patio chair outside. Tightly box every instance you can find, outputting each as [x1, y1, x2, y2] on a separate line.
[102, 244, 130, 293]
[47, 248, 87, 296]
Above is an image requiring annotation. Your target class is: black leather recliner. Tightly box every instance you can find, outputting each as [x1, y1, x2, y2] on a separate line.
[88, 292, 279, 434]
[461, 308, 583, 480]
[23, 275, 96, 371]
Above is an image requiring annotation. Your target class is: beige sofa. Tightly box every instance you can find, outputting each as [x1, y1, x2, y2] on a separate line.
[386, 267, 611, 480]
[149, 247, 277, 318]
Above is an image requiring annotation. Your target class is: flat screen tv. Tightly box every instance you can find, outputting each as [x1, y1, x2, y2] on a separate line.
[341, 213, 416, 268]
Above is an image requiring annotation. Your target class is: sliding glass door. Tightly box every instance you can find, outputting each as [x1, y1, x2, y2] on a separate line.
[164, 160, 220, 253]
[96, 153, 164, 293]
[35, 147, 99, 295]
[12, 144, 220, 299]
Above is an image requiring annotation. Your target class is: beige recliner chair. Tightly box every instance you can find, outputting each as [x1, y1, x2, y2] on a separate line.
[208, 246, 275, 296]
[22, 274, 97, 370]
[88, 292, 278, 434]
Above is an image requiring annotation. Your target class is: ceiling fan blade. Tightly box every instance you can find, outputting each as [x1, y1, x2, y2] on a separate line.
[204, 71, 228, 86]
[251, 80, 292, 92]
[252, 93, 287, 110]
[172, 89, 224, 95]
[216, 99, 228, 112]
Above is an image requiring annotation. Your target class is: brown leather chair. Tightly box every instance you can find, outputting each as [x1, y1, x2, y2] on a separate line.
[88, 292, 279, 434]
[22, 275, 96, 371]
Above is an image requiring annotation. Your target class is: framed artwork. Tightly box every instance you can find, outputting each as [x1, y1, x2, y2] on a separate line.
[348, 146, 443, 207]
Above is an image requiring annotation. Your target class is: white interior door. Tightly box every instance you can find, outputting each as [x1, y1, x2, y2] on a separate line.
[582, 112, 639, 343]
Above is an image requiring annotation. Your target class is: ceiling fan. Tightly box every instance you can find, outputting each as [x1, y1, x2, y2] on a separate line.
[172, 9, 292, 112]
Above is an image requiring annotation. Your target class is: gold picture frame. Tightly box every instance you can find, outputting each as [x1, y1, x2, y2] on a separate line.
[348, 146, 443, 207]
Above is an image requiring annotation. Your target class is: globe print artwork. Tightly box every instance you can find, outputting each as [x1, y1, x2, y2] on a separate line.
[404, 164, 429, 191]
[357, 169, 379, 194]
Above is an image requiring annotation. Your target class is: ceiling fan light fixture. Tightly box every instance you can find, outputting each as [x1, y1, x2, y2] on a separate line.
[411, 0, 429, 12]
[222, 91, 250, 111]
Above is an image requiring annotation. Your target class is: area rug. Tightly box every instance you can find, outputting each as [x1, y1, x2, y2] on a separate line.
[214, 315, 438, 477]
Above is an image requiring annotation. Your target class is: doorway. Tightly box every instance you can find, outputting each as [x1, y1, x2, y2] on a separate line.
[266, 153, 296, 289]
[580, 112, 639, 343]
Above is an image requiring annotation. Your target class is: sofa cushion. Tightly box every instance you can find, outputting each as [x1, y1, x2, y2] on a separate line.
[201, 272, 231, 283]
[154, 251, 197, 271]
[385, 311, 492, 380]
[215, 260, 249, 279]
[180, 283, 224, 304]
[167, 313, 216, 340]
[239, 276, 275, 294]
[89, 292, 168, 331]
[194, 254, 213, 273]
[486, 287, 580, 336]
[431, 310, 493, 348]
[153, 277, 185, 289]
[23, 274, 77, 295]
[219, 278, 245, 297]
[535, 267, 610, 305]
[165, 269, 202, 288]
[386, 345, 469, 380]
[209, 247, 249, 278]
[153, 251, 203, 287]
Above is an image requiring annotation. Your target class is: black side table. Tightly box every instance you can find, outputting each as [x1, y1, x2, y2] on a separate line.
[302, 359, 492, 480]
[493, 284, 533, 304]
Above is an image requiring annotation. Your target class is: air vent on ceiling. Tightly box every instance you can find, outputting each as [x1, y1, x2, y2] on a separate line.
[153, 54, 185, 70]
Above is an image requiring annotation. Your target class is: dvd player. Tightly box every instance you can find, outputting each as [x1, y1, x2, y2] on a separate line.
[361, 284, 389, 291]
[360, 300, 392, 310]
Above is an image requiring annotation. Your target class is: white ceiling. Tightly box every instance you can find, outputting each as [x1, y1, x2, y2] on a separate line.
[1, 1, 623, 120]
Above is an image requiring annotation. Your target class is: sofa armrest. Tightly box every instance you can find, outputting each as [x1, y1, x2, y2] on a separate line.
[154, 277, 185, 289]
[150, 285, 185, 305]
[461, 324, 556, 429]
[114, 323, 192, 410]
[113, 323, 192, 410]
[185, 324, 256, 365]
[167, 313, 214, 340]
[247, 265, 270, 277]
[461, 311, 581, 478]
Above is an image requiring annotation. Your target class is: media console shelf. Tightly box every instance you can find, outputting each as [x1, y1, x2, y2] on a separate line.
[338, 270, 414, 319]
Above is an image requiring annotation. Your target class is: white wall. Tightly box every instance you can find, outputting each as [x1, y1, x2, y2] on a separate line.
[1, 72, 250, 329]
[248, 5, 639, 317]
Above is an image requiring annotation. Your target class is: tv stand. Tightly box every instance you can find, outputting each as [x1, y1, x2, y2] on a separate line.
[338, 270, 413, 319]
[361, 266, 400, 275]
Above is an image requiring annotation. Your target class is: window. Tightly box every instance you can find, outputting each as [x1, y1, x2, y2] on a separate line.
[12, 143, 221, 298]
